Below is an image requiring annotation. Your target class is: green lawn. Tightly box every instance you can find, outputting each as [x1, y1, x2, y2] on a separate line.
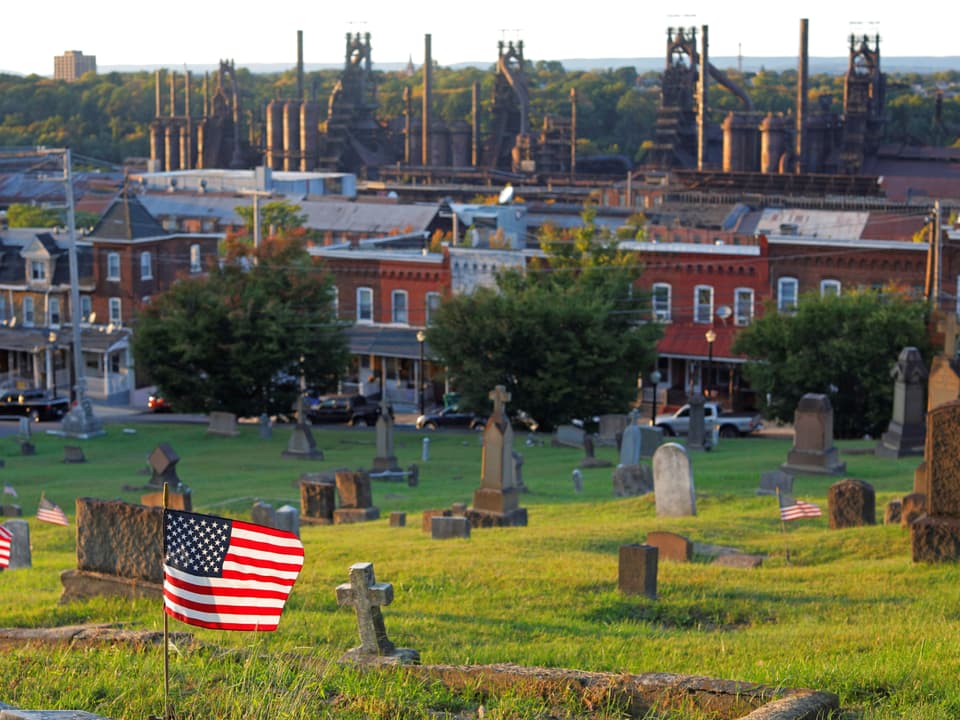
[0, 421, 955, 719]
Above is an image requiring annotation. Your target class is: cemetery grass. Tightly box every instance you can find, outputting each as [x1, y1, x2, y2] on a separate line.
[0, 423, 957, 719]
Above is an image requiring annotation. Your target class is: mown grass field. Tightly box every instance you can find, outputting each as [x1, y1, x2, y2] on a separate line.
[0, 420, 955, 719]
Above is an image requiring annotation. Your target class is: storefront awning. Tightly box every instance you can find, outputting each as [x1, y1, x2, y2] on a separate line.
[346, 325, 430, 361]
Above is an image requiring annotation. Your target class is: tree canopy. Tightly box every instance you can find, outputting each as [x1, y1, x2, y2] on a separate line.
[425, 210, 661, 428]
[132, 235, 348, 417]
[731, 289, 931, 438]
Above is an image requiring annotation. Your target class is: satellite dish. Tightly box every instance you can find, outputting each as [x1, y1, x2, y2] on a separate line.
[716, 305, 732, 320]
[497, 184, 515, 205]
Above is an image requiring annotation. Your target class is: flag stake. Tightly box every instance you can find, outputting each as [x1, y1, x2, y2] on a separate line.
[776, 488, 791, 565]
[162, 482, 171, 720]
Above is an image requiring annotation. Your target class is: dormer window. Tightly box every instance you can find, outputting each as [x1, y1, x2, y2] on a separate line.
[30, 261, 46, 281]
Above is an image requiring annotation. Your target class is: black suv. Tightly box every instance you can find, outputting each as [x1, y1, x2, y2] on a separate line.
[305, 394, 383, 426]
[0, 389, 70, 421]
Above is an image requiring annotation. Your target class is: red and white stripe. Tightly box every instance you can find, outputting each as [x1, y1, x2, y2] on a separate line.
[0, 526, 12, 568]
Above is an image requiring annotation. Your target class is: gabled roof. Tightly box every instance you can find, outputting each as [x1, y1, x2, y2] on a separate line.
[90, 192, 169, 241]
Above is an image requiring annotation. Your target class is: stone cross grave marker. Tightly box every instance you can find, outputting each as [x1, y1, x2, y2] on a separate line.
[149, 443, 181, 488]
[336, 562, 396, 655]
[471, 385, 526, 525]
[373, 399, 399, 472]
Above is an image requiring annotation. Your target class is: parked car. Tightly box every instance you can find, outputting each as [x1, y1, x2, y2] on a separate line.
[654, 401, 763, 438]
[415, 406, 486, 431]
[148, 394, 172, 413]
[0, 389, 70, 422]
[306, 394, 383, 426]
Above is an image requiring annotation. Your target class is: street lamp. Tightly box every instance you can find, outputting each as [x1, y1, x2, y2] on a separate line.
[705, 328, 717, 397]
[47, 331, 58, 398]
[416, 329, 426, 416]
[649, 369, 662, 426]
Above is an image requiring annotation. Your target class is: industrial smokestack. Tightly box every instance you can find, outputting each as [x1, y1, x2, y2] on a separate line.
[169, 70, 177, 118]
[422, 34, 432, 166]
[297, 30, 304, 101]
[471, 81, 479, 167]
[570, 87, 577, 176]
[155, 70, 162, 117]
[796, 18, 809, 174]
[698, 25, 708, 171]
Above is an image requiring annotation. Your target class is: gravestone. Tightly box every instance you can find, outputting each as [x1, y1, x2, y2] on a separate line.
[572, 468, 583, 493]
[0, 505, 22, 517]
[389, 512, 406, 527]
[469, 385, 527, 527]
[1, 520, 31, 569]
[901, 492, 927, 528]
[828, 478, 876, 529]
[781, 394, 846, 475]
[638, 426, 664, 459]
[275, 504, 300, 537]
[148, 443, 182, 488]
[335, 562, 419, 664]
[686, 394, 710, 451]
[19, 441, 34, 456]
[421, 509, 451, 533]
[618, 544, 657, 598]
[876, 347, 928, 458]
[300, 479, 336, 525]
[912, 399, 960, 561]
[580, 435, 613, 468]
[63, 445, 85, 463]
[884, 501, 902, 525]
[252, 501, 276, 528]
[612, 464, 654, 497]
[373, 400, 400, 472]
[258, 413, 272, 439]
[140, 487, 192, 511]
[652, 443, 696, 517]
[927, 312, 960, 411]
[60, 498, 163, 602]
[713, 553, 764, 569]
[431, 516, 470, 539]
[282, 420, 324, 461]
[552, 424, 586, 449]
[597, 414, 629, 447]
[619, 421, 642, 466]
[333, 471, 379, 524]
[207, 411, 240, 438]
[17, 417, 30, 440]
[757, 469, 794, 497]
[645, 531, 692, 563]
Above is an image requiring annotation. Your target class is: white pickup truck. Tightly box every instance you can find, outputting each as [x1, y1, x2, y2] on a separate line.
[654, 402, 763, 438]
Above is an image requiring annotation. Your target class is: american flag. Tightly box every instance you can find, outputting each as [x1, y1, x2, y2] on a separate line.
[37, 497, 69, 526]
[2, 484, 15, 498]
[0, 526, 11, 568]
[163, 509, 304, 631]
[779, 493, 822, 521]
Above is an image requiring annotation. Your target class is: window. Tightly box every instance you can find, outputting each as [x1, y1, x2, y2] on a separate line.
[734, 288, 754, 326]
[778, 277, 798, 312]
[331, 286, 339, 316]
[694, 285, 714, 324]
[30, 261, 46, 281]
[140, 251, 153, 280]
[48, 297, 60, 326]
[356, 287, 373, 323]
[391, 290, 408, 325]
[0, 297, 6, 322]
[80, 295, 92, 323]
[107, 252, 120, 281]
[109, 297, 122, 325]
[652, 283, 671, 322]
[820, 279, 841, 297]
[22, 297, 34, 326]
[190, 244, 201, 273]
[425, 292, 441, 326]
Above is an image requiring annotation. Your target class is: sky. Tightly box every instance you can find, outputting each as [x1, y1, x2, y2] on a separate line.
[3, 1, 957, 76]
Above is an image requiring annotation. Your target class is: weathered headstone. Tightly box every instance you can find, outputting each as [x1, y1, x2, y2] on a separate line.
[512, 451, 526, 493]
[0, 505, 22, 517]
[612, 464, 654, 497]
[645, 531, 692, 563]
[652, 443, 696, 517]
[421, 509, 450, 533]
[19, 441, 35, 456]
[781, 394, 846, 475]
[63, 445, 86, 463]
[876, 347, 928, 458]
[580, 435, 613, 468]
[148, 443, 182, 488]
[884, 500, 903, 525]
[757, 469, 794, 497]
[619, 421, 642, 466]
[572, 468, 583, 493]
[207, 410, 240, 438]
[389, 511, 406, 527]
[17, 417, 30, 440]
[60, 498, 163, 602]
[638, 426, 664, 459]
[282, 421, 324, 461]
[469, 385, 526, 527]
[275, 504, 300, 537]
[431, 516, 470, 539]
[1, 519, 31, 569]
[300, 480, 336, 525]
[597, 414, 629, 447]
[687, 394, 709, 451]
[252, 501, 276, 528]
[335, 562, 419, 664]
[258, 413, 272, 439]
[406, 463, 420, 487]
[927, 313, 960, 411]
[712, 553, 764, 569]
[333, 471, 380, 524]
[373, 400, 400, 472]
[912, 399, 960, 561]
[618, 544, 657, 598]
[552, 424, 586, 449]
[828, 478, 876, 528]
[901, 492, 927, 528]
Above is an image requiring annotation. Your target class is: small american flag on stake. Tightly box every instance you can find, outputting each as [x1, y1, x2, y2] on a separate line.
[779, 493, 822, 521]
[37, 496, 69, 526]
[163, 509, 304, 631]
[0, 526, 12, 568]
